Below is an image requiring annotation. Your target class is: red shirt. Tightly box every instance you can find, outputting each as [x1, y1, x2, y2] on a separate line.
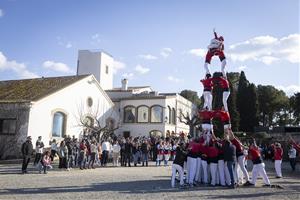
[213, 110, 231, 122]
[291, 141, 300, 152]
[249, 146, 261, 161]
[200, 78, 213, 91]
[274, 147, 283, 160]
[189, 142, 199, 154]
[213, 77, 229, 89]
[208, 146, 219, 158]
[231, 138, 243, 152]
[199, 110, 214, 122]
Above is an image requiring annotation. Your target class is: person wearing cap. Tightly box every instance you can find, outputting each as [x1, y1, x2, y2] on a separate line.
[273, 142, 283, 178]
[204, 29, 227, 77]
[171, 142, 187, 188]
[21, 136, 33, 174]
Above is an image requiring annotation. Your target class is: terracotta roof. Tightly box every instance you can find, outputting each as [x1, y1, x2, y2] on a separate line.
[0, 75, 89, 103]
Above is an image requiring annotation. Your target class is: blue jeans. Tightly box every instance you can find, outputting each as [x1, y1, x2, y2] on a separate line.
[227, 161, 235, 186]
[142, 153, 148, 166]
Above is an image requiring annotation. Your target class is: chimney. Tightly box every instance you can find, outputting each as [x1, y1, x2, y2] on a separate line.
[121, 79, 128, 90]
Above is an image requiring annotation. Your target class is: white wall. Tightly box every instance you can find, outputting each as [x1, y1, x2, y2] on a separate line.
[27, 75, 115, 147]
[77, 50, 114, 90]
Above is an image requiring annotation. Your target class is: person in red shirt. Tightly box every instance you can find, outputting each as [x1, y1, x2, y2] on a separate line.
[273, 143, 283, 178]
[213, 76, 230, 112]
[204, 29, 227, 77]
[199, 142, 209, 184]
[213, 108, 231, 132]
[199, 107, 215, 144]
[186, 139, 199, 186]
[200, 74, 214, 111]
[247, 139, 271, 186]
[208, 141, 219, 186]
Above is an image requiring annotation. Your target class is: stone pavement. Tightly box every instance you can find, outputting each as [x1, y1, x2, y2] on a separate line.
[0, 160, 299, 200]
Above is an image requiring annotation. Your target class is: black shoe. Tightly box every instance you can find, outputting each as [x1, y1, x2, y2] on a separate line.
[243, 181, 254, 186]
[263, 184, 271, 187]
[275, 176, 282, 178]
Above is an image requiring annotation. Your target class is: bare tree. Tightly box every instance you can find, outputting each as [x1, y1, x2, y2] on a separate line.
[76, 100, 119, 142]
[178, 110, 201, 138]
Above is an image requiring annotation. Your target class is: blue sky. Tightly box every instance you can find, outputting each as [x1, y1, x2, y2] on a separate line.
[0, 0, 299, 95]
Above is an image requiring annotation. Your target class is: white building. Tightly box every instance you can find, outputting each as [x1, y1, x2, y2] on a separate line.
[106, 82, 197, 138]
[0, 75, 115, 159]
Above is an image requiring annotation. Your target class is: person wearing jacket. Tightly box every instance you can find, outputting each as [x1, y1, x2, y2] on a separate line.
[223, 137, 236, 188]
[171, 142, 187, 188]
[21, 136, 33, 174]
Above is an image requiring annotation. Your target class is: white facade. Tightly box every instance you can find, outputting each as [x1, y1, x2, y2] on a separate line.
[27, 75, 115, 146]
[109, 93, 196, 138]
[77, 50, 114, 90]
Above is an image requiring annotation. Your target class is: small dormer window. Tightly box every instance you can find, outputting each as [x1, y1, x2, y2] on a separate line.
[87, 97, 93, 107]
[106, 65, 109, 74]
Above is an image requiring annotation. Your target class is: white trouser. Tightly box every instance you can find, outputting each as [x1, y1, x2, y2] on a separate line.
[251, 163, 270, 185]
[222, 91, 230, 112]
[210, 163, 218, 186]
[187, 157, 197, 184]
[171, 164, 184, 187]
[236, 155, 249, 182]
[204, 62, 210, 75]
[221, 59, 227, 77]
[201, 160, 208, 183]
[218, 159, 226, 186]
[275, 160, 282, 177]
[195, 157, 202, 182]
[203, 91, 212, 111]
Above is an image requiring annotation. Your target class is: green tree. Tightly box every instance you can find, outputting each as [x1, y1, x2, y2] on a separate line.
[290, 93, 300, 125]
[180, 90, 202, 108]
[236, 71, 258, 132]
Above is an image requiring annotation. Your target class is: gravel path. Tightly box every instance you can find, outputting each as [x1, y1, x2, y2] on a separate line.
[0, 161, 299, 200]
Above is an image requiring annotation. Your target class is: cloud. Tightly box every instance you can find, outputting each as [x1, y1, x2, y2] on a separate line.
[238, 65, 248, 71]
[228, 34, 300, 64]
[91, 33, 101, 43]
[65, 42, 72, 49]
[135, 64, 150, 74]
[0, 52, 38, 79]
[276, 85, 300, 96]
[113, 60, 126, 74]
[57, 36, 73, 49]
[188, 48, 206, 57]
[122, 73, 134, 79]
[167, 75, 184, 83]
[0, 9, 4, 17]
[42, 60, 73, 73]
[138, 54, 158, 60]
[160, 48, 172, 58]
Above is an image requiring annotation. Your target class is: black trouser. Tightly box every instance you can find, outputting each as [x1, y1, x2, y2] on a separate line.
[124, 153, 131, 166]
[22, 156, 31, 172]
[34, 153, 42, 165]
[101, 150, 109, 166]
[59, 157, 67, 168]
[290, 158, 296, 171]
[50, 150, 56, 161]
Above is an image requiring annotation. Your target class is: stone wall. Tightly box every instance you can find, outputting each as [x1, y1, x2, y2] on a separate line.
[0, 103, 31, 159]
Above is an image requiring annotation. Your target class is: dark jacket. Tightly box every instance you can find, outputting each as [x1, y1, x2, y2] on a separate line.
[223, 141, 236, 162]
[21, 141, 33, 156]
[141, 143, 149, 153]
[173, 146, 187, 167]
[124, 142, 133, 154]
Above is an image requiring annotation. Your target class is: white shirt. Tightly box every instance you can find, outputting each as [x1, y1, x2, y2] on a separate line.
[102, 141, 111, 151]
[288, 147, 297, 158]
[112, 144, 121, 153]
[51, 143, 58, 151]
[90, 144, 97, 153]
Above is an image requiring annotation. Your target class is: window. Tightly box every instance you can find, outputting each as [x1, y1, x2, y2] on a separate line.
[124, 106, 136, 123]
[52, 112, 66, 137]
[105, 65, 109, 74]
[137, 106, 149, 123]
[168, 106, 172, 124]
[0, 118, 16, 135]
[172, 108, 176, 124]
[87, 97, 93, 107]
[83, 116, 94, 127]
[149, 130, 163, 138]
[151, 105, 163, 123]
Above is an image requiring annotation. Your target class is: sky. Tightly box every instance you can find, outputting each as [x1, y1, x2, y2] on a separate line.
[0, 0, 299, 96]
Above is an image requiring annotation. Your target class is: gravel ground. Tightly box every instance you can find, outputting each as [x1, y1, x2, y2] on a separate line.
[0, 160, 299, 200]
